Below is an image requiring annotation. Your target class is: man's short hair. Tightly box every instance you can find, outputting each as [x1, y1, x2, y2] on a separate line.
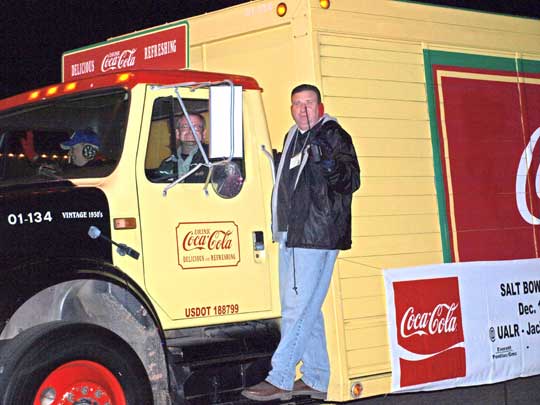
[178, 112, 206, 129]
[291, 84, 322, 104]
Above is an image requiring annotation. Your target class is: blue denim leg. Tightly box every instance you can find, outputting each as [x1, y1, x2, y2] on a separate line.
[266, 243, 338, 391]
[300, 308, 330, 390]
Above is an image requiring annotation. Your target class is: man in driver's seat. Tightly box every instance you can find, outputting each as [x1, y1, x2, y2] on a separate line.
[155, 113, 209, 183]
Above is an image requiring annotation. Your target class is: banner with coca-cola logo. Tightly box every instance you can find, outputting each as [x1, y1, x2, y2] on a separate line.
[393, 276, 466, 387]
[62, 21, 188, 82]
[384, 258, 540, 392]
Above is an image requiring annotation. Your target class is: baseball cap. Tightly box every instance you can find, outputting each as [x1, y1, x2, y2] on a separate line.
[60, 129, 100, 150]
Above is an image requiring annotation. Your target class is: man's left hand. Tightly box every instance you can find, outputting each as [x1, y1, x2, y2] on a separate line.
[320, 159, 341, 185]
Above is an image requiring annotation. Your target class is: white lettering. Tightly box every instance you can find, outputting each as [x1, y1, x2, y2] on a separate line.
[516, 127, 540, 224]
[144, 40, 177, 60]
[400, 303, 459, 338]
[71, 60, 95, 77]
[61, 211, 88, 219]
[101, 49, 136, 72]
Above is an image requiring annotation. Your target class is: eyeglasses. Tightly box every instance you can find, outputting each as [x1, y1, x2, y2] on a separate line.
[179, 124, 204, 131]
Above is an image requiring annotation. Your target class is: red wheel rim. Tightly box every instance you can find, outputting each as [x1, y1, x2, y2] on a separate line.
[33, 360, 126, 405]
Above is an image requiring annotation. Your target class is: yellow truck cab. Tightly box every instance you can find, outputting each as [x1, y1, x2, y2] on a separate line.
[0, 67, 282, 404]
[1, 1, 540, 404]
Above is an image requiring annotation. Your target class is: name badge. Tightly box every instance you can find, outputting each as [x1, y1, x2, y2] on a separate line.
[289, 153, 301, 169]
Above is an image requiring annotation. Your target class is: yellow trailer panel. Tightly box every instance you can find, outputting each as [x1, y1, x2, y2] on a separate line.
[186, 0, 540, 400]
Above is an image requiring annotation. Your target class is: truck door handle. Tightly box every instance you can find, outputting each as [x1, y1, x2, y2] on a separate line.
[253, 231, 265, 251]
[261, 145, 276, 184]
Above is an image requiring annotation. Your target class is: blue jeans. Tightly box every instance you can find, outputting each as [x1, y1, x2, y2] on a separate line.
[266, 236, 339, 392]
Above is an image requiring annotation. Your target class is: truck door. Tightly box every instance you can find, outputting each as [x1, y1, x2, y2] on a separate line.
[135, 85, 275, 325]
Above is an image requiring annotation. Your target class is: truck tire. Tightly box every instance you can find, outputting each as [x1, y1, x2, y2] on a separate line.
[0, 321, 153, 405]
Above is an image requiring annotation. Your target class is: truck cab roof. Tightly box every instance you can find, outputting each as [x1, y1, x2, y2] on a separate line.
[0, 69, 261, 112]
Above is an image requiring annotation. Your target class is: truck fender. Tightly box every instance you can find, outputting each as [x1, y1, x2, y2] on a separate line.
[0, 271, 170, 404]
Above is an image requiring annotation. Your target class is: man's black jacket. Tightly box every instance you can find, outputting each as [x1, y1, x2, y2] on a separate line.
[272, 115, 360, 250]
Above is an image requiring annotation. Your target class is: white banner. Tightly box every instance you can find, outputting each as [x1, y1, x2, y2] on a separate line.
[384, 258, 540, 392]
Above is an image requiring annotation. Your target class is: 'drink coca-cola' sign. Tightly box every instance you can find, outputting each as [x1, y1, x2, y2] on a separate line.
[393, 277, 466, 387]
[62, 21, 188, 82]
[176, 221, 240, 269]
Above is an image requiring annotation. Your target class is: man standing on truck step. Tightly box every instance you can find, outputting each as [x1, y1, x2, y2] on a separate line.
[242, 84, 360, 401]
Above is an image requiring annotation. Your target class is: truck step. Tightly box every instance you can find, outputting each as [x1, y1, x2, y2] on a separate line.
[166, 321, 284, 405]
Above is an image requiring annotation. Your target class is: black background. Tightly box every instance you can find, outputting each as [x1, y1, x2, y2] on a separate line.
[1, 0, 539, 99]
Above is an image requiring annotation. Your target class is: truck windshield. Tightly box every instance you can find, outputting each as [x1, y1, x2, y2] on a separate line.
[0, 89, 128, 186]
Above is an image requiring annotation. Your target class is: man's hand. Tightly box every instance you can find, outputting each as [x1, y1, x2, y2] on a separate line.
[310, 136, 333, 162]
[320, 159, 336, 172]
[320, 159, 340, 185]
[310, 136, 340, 183]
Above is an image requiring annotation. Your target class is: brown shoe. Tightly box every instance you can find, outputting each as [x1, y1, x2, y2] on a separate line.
[292, 379, 327, 400]
[241, 381, 292, 401]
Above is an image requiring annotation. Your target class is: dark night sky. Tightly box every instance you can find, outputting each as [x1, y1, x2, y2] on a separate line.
[1, 0, 539, 100]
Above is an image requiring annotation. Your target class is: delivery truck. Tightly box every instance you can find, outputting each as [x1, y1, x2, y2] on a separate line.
[0, 0, 540, 404]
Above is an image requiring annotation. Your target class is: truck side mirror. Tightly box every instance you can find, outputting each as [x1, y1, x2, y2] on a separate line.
[211, 161, 244, 199]
[209, 85, 243, 160]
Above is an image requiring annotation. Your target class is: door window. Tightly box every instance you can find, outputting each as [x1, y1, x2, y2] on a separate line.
[145, 96, 245, 194]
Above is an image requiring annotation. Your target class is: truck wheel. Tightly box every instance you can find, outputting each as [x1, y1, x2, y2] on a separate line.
[0, 321, 153, 405]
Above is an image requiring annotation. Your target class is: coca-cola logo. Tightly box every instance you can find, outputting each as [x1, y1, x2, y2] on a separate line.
[393, 277, 466, 387]
[400, 302, 459, 338]
[101, 49, 136, 73]
[516, 127, 540, 225]
[182, 230, 233, 252]
[176, 222, 240, 269]
[431, 70, 540, 262]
